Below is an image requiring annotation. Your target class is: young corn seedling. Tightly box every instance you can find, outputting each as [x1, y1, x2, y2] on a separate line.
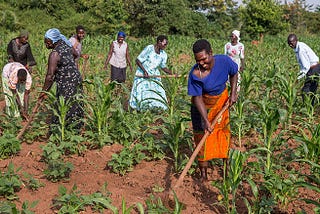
[84, 76, 115, 145]
[276, 71, 298, 127]
[158, 75, 192, 172]
[231, 96, 250, 147]
[293, 123, 320, 163]
[252, 95, 281, 173]
[294, 159, 320, 212]
[212, 149, 249, 213]
[45, 91, 77, 142]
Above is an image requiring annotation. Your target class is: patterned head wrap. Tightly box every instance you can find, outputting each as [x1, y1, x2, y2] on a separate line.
[117, 31, 126, 38]
[44, 28, 72, 47]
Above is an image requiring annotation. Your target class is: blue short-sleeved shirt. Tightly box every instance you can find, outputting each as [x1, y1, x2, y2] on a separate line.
[188, 55, 238, 96]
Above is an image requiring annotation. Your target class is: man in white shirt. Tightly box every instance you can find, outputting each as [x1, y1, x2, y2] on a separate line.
[287, 34, 320, 106]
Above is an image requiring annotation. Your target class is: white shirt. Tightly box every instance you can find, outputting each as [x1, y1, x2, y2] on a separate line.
[224, 42, 244, 71]
[109, 40, 128, 68]
[2, 62, 32, 90]
[294, 41, 319, 79]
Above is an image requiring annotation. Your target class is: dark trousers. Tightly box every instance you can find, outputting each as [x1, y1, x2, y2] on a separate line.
[302, 64, 320, 106]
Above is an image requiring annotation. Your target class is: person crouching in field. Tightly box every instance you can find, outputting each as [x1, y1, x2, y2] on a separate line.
[287, 34, 320, 106]
[2, 62, 32, 120]
[39, 28, 84, 134]
[188, 39, 238, 181]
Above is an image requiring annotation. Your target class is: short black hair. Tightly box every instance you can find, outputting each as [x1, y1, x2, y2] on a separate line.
[193, 39, 212, 54]
[76, 25, 85, 32]
[17, 69, 27, 80]
[157, 35, 168, 43]
[287, 34, 297, 42]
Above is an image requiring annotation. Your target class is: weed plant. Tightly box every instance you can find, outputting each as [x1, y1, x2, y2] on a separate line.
[0, 200, 38, 214]
[52, 184, 117, 213]
[0, 133, 20, 159]
[22, 172, 44, 191]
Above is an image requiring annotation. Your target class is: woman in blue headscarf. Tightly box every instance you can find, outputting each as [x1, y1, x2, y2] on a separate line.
[39, 28, 83, 134]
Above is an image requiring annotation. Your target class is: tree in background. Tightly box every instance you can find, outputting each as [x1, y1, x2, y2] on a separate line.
[204, 0, 240, 39]
[240, 0, 288, 40]
[80, 0, 129, 35]
[1, 0, 320, 38]
[282, 0, 320, 34]
[0, 3, 19, 32]
[124, 0, 211, 37]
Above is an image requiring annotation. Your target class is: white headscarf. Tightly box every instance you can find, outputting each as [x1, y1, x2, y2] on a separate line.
[232, 30, 240, 41]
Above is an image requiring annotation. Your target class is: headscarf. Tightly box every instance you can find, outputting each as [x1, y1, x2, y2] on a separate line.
[232, 30, 240, 41]
[19, 29, 29, 38]
[44, 28, 72, 47]
[117, 31, 126, 38]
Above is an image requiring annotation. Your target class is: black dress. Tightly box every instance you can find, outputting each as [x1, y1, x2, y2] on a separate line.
[51, 40, 83, 131]
[7, 38, 36, 66]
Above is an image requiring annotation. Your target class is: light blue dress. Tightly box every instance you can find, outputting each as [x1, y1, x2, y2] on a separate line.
[129, 45, 168, 110]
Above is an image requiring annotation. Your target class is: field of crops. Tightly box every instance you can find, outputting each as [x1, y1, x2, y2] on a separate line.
[0, 32, 320, 213]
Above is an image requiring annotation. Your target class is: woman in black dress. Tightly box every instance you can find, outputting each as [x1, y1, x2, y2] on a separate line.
[39, 28, 83, 133]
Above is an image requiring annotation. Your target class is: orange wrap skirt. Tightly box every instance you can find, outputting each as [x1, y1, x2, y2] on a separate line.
[191, 88, 230, 161]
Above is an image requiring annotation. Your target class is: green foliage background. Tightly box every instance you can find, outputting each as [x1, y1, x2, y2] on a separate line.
[1, 0, 320, 40]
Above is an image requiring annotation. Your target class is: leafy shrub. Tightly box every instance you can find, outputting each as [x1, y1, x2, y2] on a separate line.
[43, 159, 73, 183]
[107, 144, 147, 176]
[0, 162, 22, 200]
[0, 133, 21, 159]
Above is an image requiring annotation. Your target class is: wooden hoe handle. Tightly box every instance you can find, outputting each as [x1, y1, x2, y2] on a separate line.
[173, 100, 230, 190]
[17, 99, 42, 140]
[135, 74, 183, 78]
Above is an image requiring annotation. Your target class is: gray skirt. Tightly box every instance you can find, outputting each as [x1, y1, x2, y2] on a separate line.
[111, 65, 127, 83]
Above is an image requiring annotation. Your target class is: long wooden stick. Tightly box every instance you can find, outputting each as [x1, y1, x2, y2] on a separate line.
[173, 100, 230, 190]
[17, 99, 42, 139]
[81, 57, 89, 79]
[135, 74, 184, 78]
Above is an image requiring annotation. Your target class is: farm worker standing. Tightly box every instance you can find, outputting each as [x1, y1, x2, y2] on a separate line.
[2, 62, 32, 120]
[287, 34, 320, 106]
[7, 30, 37, 73]
[188, 39, 238, 181]
[104, 31, 133, 83]
[129, 35, 173, 110]
[224, 30, 244, 92]
[39, 28, 84, 134]
[69, 25, 89, 70]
